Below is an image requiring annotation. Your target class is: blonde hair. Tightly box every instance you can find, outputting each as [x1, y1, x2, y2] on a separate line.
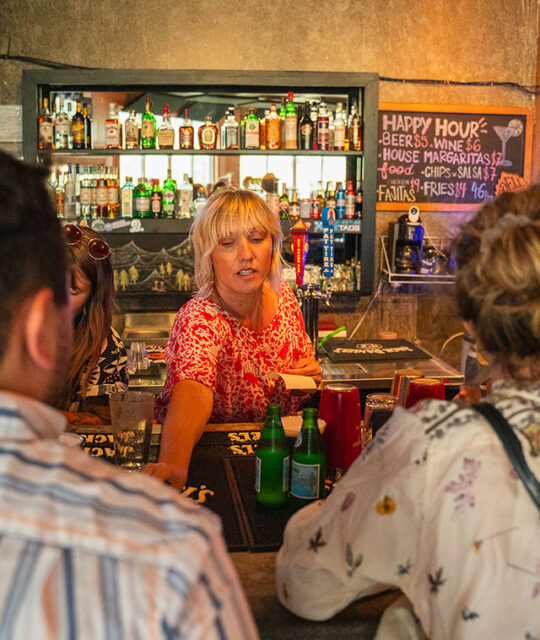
[190, 187, 283, 298]
[454, 184, 540, 381]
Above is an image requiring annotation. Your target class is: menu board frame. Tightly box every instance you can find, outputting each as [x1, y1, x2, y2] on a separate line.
[377, 103, 533, 211]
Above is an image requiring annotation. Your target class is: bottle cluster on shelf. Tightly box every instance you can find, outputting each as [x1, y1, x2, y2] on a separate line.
[37, 92, 363, 153]
[269, 179, 363, 220]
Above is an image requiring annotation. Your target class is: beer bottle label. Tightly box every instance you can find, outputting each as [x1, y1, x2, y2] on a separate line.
[291, 460, 321, 499]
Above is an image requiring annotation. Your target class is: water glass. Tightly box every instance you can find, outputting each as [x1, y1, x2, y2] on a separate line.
[127, 342, 149, 374]
[109, 391, 155, 470]
[363, 393, 397, 445]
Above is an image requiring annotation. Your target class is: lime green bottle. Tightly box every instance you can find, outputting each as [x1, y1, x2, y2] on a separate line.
[291, 408, 326, 503]
[255, 404, 290, 508]
[141, 96, 156, 149]
[161, 169, 177, 219]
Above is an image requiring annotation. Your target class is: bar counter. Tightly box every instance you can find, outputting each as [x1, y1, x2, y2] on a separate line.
[69, 419, 400, 638]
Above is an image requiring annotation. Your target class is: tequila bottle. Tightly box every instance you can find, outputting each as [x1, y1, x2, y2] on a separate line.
[157, 104, 175, 149]
[141, 97, 157, 149]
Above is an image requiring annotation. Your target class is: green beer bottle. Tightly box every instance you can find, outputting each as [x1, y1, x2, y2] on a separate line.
[255, 404, 290, 508]
[291, 407, 326, 503]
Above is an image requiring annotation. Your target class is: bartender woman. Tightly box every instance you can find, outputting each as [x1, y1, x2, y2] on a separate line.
[146, 187, 321, 488]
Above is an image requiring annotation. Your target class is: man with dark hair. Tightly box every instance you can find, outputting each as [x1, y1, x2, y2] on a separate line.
[0, 151, 257, 639]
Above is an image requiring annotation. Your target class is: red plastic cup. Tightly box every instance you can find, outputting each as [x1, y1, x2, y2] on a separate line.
[319, 383, 362, 470]
[405, 377, 446, 408]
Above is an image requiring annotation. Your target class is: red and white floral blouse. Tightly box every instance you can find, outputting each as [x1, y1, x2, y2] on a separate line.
[155, 282, 314, 423]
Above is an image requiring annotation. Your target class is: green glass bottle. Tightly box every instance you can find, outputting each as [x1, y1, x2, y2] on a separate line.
[141, 96, 156, 149]
[133, 177, 151, 218]
[255, 404, 290, 508]
[161, 169, 177, 219]
[291, 408, 326, 503]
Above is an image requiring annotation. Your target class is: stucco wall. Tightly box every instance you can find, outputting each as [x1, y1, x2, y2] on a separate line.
[1, 0, 539, 367]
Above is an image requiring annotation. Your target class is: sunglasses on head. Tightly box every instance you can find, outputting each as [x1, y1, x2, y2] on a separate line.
[63, 224, 111, 261]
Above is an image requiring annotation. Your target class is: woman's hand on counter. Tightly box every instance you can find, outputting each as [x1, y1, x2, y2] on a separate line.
[284, 357, 322, 385]
[143, 461, 189, 490]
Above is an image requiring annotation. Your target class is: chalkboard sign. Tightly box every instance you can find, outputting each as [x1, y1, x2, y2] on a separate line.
[377, 103, 533, 211]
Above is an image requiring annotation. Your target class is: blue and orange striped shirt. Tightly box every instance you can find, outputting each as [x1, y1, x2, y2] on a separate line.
[0, 391, 258, 639]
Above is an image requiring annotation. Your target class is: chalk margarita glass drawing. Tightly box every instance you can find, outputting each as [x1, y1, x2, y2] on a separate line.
[493, 119, 523, 167]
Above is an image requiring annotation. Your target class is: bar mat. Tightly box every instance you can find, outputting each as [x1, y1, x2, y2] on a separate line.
[225, 457, 298, 552]
[324, 338, 430, 362]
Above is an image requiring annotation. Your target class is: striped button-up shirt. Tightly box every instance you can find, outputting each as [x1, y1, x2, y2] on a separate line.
[0, 391, 258, 639]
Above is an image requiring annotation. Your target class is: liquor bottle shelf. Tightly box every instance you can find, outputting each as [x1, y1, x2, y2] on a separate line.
[39, 149, 364, 157]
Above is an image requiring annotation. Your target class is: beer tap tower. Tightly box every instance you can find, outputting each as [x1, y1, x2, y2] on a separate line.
[292, 207, 335, 358]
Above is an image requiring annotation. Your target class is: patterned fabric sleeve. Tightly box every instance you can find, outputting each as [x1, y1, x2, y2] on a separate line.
[82, 328, 128, 397]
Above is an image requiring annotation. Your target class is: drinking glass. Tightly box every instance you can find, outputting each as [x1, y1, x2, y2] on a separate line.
[363, 393, 397, 445]
[109, 391, 155, 470]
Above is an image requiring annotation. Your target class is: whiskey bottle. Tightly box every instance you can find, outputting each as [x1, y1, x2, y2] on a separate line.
[83, 103, 92, 149]
[266, 103, 281, 150]
[105, 103, 120, 149]
[96, 173, 110, 218]
[179, 108, 194, 149]
[141, 97, 157, 149]
[54, 95, 69, 150]
[244, 109, 260, 150]
[283, 91, 297, 150]
[38, 97, 53, 150]
[71, 97, 85, 150]
[316, 98, 330, 151]
[298, 103, 314, 150]
[198, 115, 219, 150]
[333, 102, 346, 151]
[124, 109, 140, 149]
[157, 104, 175, 149]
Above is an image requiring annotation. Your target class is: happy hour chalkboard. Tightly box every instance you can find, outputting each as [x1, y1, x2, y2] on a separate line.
[376, 103, 532, 211]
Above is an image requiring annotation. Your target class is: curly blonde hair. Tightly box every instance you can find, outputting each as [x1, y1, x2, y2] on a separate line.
[454, 184, 540, 381]
[190, 187, 283, 298]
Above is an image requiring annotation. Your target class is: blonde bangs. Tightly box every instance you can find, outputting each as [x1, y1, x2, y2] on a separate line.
[191, 188, 283, 298]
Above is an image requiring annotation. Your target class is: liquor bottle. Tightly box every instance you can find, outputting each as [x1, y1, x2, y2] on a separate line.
[355, 180, 363, 219]
[151, 179, 163, 217]
[328, 108, 335, 151]
[89, 166, 98, 218]
[71, 98, 85, 150]
[124, 109, 140, 149]
[266, 103, 281, 150]
[255, 404, 290, 508]
[107, 168, 119, 218]
[161, 169, 177, 219]
[198, 115, 219, 150]
[96, 173, 109, 218]
[239, 113, 246, 149]
[141, 97, 157, 149]
[64, 165, 77, 220]
[310, 102, 319, 150]
[291, 407, 325, 503]
[284, 91, 297, 150]
[279, 183, 290, 220]
[325, 181, 335, 208]
[345, 180, 355, 219]
[298, 103, 314, 150]
[224, 107, 239, 150]
[66, 101, 74, 148]
[311, 181, 325, 219]
[105, 103, 120, 149]
[54, 170, 65, 217]
[333, 102, 346, 151]
[179, 173, 192, 218]
[79, 170, 93, 219]
[289, 188, 300, 220]
[121, 176, 134, 218]
[54, 95, 69, 150]
[335, 181, 346, 219]
[179, 108, 194, 149]
[259, 110, 268, 150]
[83, 103, 92, 149]
[348, 99, 362, 151]
[38, 97, 54, 150]
[157, 104, 175, 149]
[317, 97, 330, 151]
[133, 177, 152, 218]
[244, 109, 260, 150]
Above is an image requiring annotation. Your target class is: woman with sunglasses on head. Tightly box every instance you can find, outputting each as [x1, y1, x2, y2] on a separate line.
[60, 224, 128, 420]
[145, 188, 321, 489]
